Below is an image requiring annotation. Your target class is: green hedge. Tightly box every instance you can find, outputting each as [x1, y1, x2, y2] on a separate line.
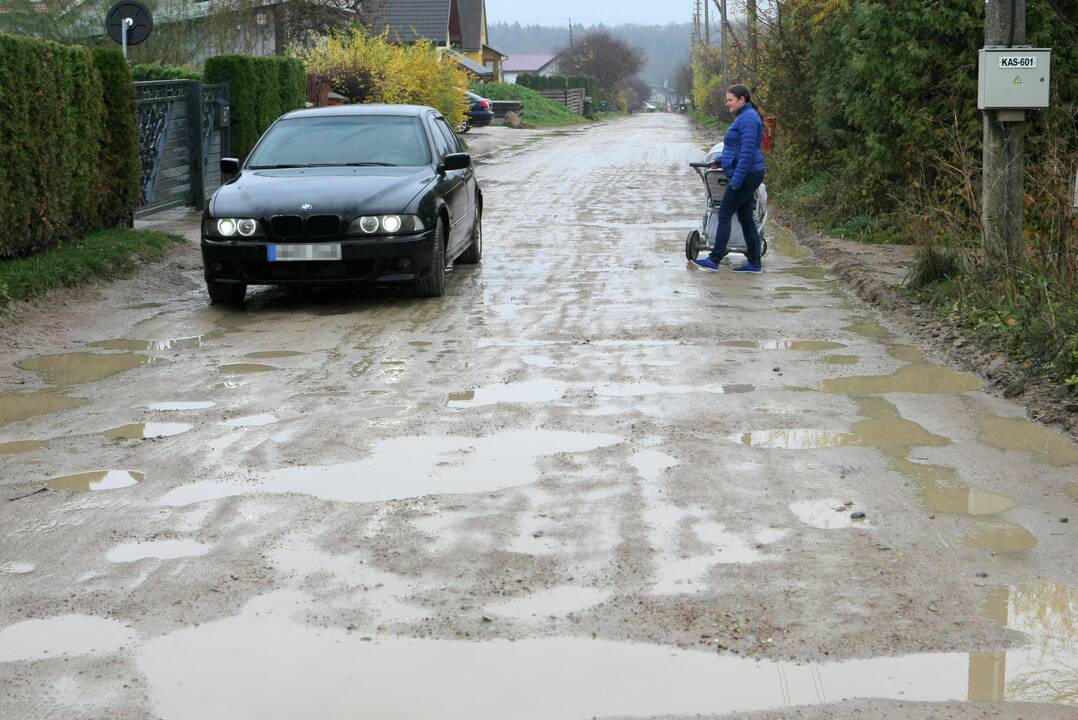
[517, 73, 598, 97]
[0, 35, 102, 257]
[92, 49, 140, 228]
[130, 62, 201, 81]
[204, 55, 306, 160]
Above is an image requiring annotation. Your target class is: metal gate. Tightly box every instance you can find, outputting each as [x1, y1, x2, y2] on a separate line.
[135, 80, 230, 217]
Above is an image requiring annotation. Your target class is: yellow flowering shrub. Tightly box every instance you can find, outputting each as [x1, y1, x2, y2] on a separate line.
[303, 30, 468, 127]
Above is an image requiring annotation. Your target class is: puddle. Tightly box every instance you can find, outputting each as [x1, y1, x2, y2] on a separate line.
[893, 460, 1018, 516]
[45, 470, 144, 492]
[819, 363, 981, 395]
[106, 539, 211, 563]
[767, 226, 813, 258]
[356, 405, 409, 419]
[692, 521, 780, 564]
[521, 355, 559, 368]
[965, 522, 1038, 552]
[103, 423, 192, 440]
[221, 414, 278, 428]
[789, 499, 869, 529]
[0, 615, 136, 662]
[774, 286, 816, 293]
[135, 592, 1078, 719]
[973, 581, 1078, 703]
[844, 318, 892, 338]
[821, 355, 860, 365]
[1067, 484, 1078, 500]
[720, 340, 847, 351]
[979, 415, 1078, 466]
[245, 351, 304, 359]
[888, 345, 927, 362]
[147, 401, 215, 411]
[779, 265, 828, 279]
[159, 430, 623, 506]
[219, 364, 276, 375]
[89, 336, 203, 351]
[1, 562, 35, 574]
[487, 586, 611, 619]
[16, 352, 149, 385]
[447, 380, 569, 407]
[593, 382, 728, 397]
[1, 391, 89, 426]
[0, 440, 49, 454]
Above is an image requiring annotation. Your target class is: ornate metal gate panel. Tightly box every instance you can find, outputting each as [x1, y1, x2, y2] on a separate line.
[135, 80, 230, 218]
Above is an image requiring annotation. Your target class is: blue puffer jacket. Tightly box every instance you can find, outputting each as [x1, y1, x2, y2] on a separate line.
[719, 102, 766, 189]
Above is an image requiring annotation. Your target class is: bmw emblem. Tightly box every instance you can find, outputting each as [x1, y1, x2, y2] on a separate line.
[300, 203, 313, 211]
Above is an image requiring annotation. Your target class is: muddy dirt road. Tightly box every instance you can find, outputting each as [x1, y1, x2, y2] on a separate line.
[2, 114, 1076, 719]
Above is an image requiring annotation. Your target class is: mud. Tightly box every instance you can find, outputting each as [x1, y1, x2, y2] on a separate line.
[1, 113, 1077, 719]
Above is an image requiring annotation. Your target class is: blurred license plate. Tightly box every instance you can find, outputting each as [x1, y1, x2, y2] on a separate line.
[268, 244, 342, 262]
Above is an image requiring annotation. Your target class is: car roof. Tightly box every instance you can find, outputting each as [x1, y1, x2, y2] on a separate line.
[281, 104, 437, 120]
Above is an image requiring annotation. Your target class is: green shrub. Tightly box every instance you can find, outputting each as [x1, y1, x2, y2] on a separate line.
[0, 33, 104, 258]
[906, 245, 963, 290]
[272, 56, 306, 117]
[205, 55, 306, 160]
[130, 63, 201, 81]
[92, 48, 140, 228]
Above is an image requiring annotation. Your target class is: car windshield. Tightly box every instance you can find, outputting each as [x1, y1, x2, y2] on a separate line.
[247, 115, 431, 168]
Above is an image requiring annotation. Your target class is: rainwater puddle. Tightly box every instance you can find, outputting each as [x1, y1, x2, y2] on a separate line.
[821, 355, 860, 365]
[979, 415, 1078, 466]
[768, 226, 813, 258]
[521, 355, 559, 368]
[147, 401, 215, 411]
[779, 265, 828, 279]
[218, 363, 276, 375]
[159, 430, 623, 506]
[692, 522, 778, 564]
[89, 336, 203, 351]
[103, 423, 192, 440]
[447, 380, 569, 407]
[0, 440, 48, 454]
[17, 352, 150, 385]
[245, 351, 304, 359]
[356, 405, 409, 419]
[106, 539, 211, 563]
[221, 414, 278, 428]
[789, 499, 869, 529]
[844, 318, 892, 338]
[0, 615, 136, 662]
[1067, 484, 1078, 500]
[965, 522, 1037, 553]
[720, 340, 847, 351]
[893, 459, 1018, 516]
[487, 586, 611, 619]
[46, 470, 144, 492]
[819, 363, 981, 395]
[1, 562, 34, 574]
[1, 391, 88, 426]
[973, 581, 1078, 703]
[594, 382, 727, 397]
[888, 345, 927, 362]
[133, 597, 1076, 719]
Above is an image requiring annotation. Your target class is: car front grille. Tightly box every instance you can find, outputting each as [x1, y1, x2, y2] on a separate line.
[268, 214, 343, 240]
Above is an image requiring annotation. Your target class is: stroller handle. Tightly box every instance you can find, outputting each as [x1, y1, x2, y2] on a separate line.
[688, 161, 712, 168]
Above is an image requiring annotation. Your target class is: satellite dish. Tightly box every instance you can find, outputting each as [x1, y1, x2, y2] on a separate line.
[105, 0, 153, 47]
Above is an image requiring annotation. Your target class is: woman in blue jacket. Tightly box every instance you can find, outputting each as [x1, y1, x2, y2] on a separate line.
[692, 84, 766, 273]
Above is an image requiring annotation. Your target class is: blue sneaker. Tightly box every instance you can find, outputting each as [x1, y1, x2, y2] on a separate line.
[733, 262, 762, 273]
[691, 257, 721, 271]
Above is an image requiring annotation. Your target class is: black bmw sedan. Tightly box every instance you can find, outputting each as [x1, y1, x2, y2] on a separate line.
[201, 104, 482, 304]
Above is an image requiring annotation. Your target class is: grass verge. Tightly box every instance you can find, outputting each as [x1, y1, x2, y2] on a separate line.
[472, 82, 590, 128]
[0, 229, 185, 306]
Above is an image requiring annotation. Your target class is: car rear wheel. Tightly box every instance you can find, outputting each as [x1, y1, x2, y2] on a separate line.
[458, 207, 482, 264]
[207, 280, 246, 306]
[414, 217, 446, 298]
[456, 120, 471, 133]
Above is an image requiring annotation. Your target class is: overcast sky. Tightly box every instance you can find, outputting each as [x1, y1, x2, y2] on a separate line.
[486, 0, 690, 26]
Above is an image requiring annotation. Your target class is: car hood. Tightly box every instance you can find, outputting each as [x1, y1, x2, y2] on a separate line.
[210, 167, 435, 219]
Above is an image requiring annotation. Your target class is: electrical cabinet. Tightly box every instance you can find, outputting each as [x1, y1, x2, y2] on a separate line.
[978, 48, 1051, 110]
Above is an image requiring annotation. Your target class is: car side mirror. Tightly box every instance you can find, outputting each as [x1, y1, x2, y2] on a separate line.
[220, 157, 240, 176]
[440, 153, 471, 172]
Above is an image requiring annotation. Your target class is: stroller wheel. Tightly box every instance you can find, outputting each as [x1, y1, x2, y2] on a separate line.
[685, 230, 702, 261]
[760, 235, 768, 258]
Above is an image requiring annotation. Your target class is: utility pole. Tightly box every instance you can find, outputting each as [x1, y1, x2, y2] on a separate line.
[569, 18, 573, 49]
[718, 0, 728, 85]
[703, 0, 709, 47]
[747, 0, 758, 82]
[982, 0, 1026, 265]
[693, 0, 701, 48]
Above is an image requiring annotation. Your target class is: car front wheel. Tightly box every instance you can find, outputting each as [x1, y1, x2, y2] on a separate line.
[207, 280, 246, 306]
[414, 217, 446, 298]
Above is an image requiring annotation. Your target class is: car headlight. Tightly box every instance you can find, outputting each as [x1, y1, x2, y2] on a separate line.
[205, 218, 263, 238]
[346, 215, 426, 236]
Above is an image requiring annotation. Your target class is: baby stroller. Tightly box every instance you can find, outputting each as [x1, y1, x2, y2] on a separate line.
[685, 159, 769, 262]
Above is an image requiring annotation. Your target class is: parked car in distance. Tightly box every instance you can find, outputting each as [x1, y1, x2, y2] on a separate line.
[201, 104, 483, 305]
[461, 91, 494, 132]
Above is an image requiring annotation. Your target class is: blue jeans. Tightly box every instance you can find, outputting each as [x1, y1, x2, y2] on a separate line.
[708, 170, 765, 266]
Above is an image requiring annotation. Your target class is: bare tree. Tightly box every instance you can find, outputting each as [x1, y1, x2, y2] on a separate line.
[557, 30, 645, 98]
